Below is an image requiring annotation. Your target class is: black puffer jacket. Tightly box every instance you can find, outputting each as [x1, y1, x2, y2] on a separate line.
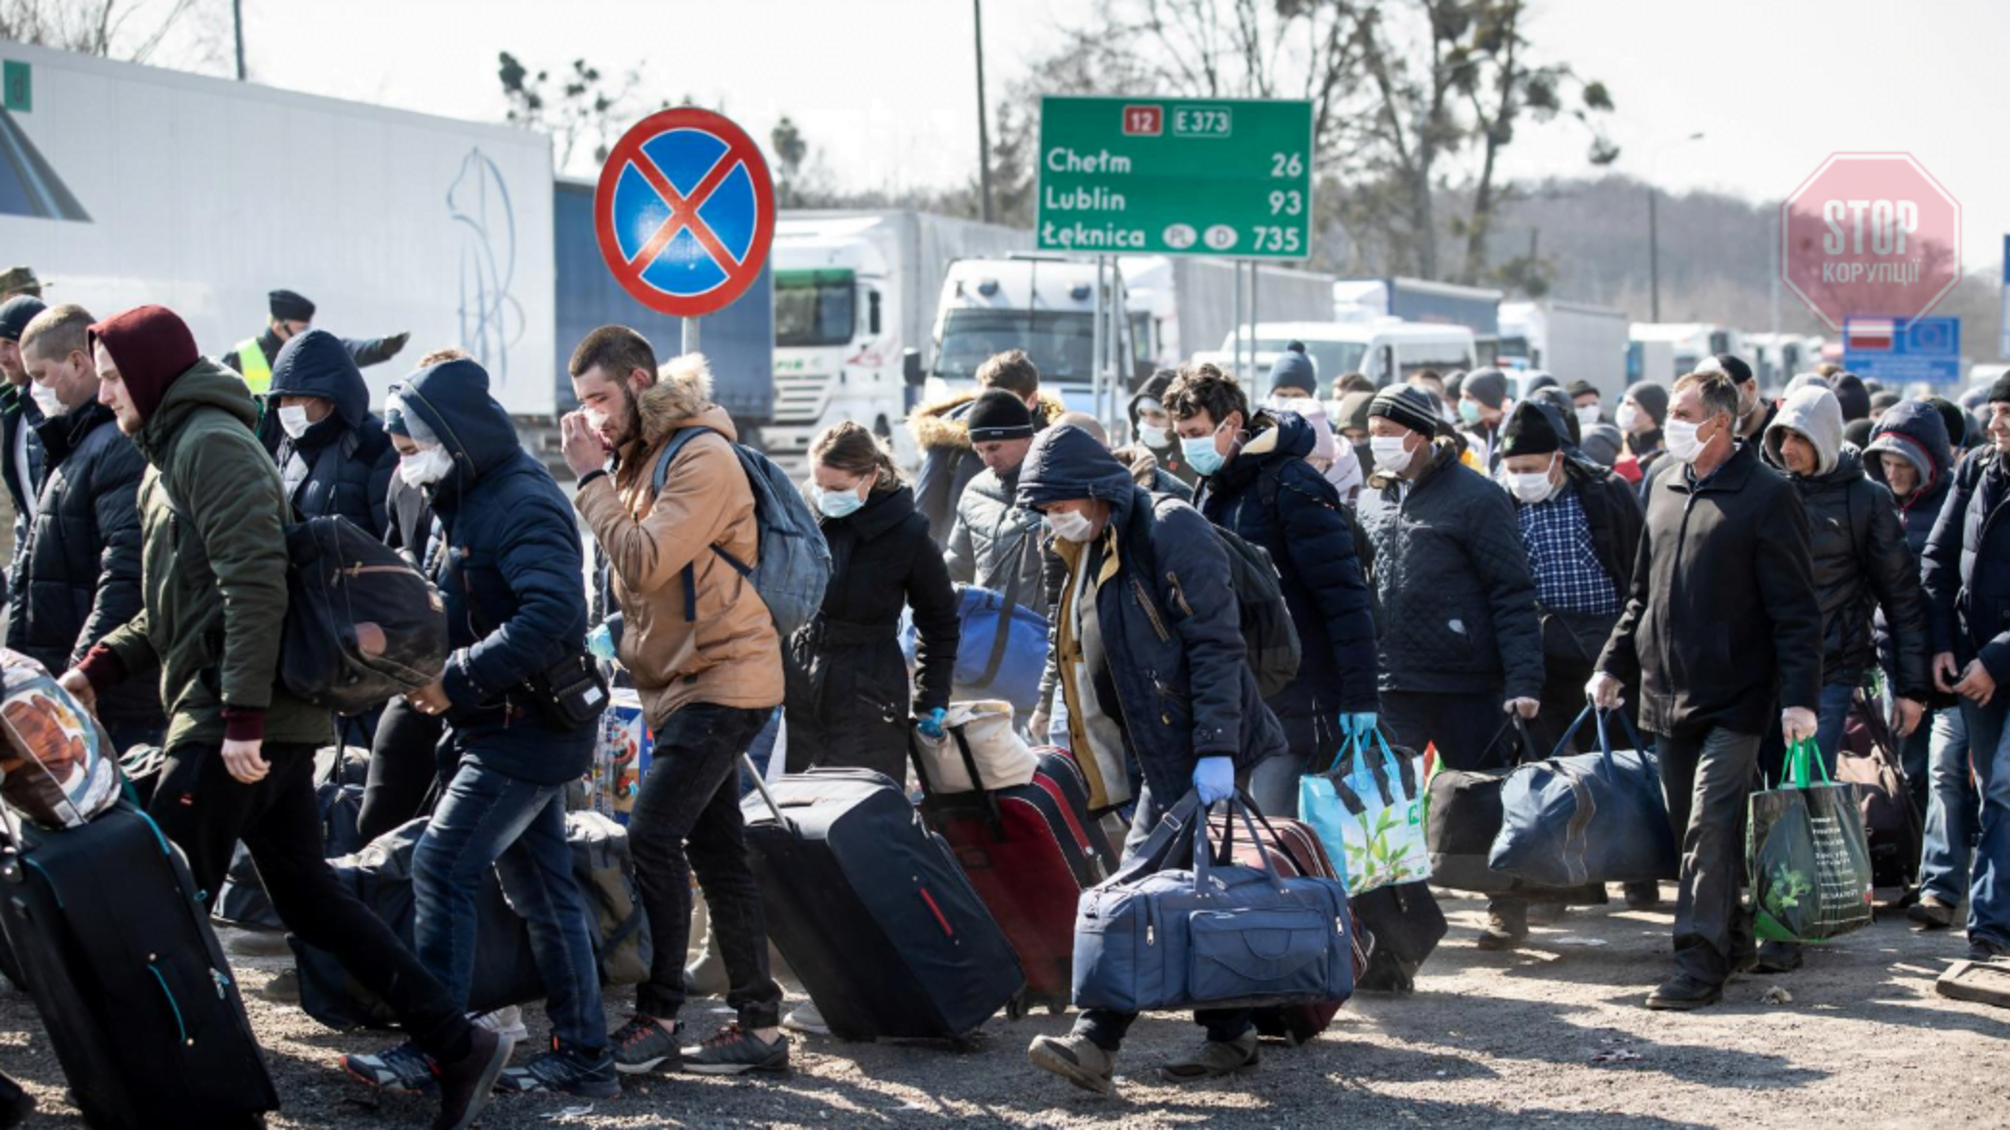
[945, 465, 1051, 617]
[4, 403, 159, 724]
[1197, 410, 1377, 712]
[1923, 445, 2010, 683]
[785, 485, 959, 775]
[1356, 438, 1543, 700]
[267, 329, 397, 538]
[909, 391, 1065, 544]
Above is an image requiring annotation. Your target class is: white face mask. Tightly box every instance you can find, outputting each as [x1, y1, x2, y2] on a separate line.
[1044, 508, 1095, 543]
[397, 445, 455, 488]
[28, 382, 65, 419]
[1664, 417, 1706, 464]
[1575, 405, 1601, 428]
[277, 404, 313, 439]
[1614, 403, 1641, 434]
[1138, 423, 1170, 449]
[1370, 434, 1415, 475]
[1507, 458, 1558, 503]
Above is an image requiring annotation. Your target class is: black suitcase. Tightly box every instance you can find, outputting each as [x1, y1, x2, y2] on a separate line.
[742, 764, 1024, 1041]
[1350, 880, 1447, 994]
[0, 803, 277, 1129]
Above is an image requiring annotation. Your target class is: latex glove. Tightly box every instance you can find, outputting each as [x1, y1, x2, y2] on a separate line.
[1338, 712, 1378, 741]
[1586, 671, 1624, 709]
[916, 707, 947, 740]
[1781, 706, 1818, 743]
[588, 620, 618, 662]
[1192, 755, 1236, 805]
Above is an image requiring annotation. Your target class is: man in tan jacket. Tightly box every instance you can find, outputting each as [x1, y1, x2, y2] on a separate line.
[563, 325, 788, 1077]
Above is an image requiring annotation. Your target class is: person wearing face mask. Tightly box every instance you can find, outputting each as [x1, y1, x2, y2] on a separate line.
[0, 295, 49, 589]
[1357, 384, 1544, 950]
[6, 304, 164, 754]
[220, 288, 410, 395]
[1568, 380, 1606, 427]
[1127, 370, 1201, 490]
[1691, 352, 1775, 444]
[1166, 362, 1377, 821]
[1589, 369, 1823, 1010]
[264, 328, 398, 540]
[1613, 380, 1670, 494]
[1457, 368, 1514, 471]
[1018, 424, 1286, 1094]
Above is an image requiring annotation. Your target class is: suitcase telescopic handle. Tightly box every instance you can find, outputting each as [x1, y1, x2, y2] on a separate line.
[741, 753, 794, 834]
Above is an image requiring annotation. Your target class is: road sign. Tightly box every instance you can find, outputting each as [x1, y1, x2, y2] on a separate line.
[2, 61, 27, 112]
[1035, 96, 1312, 260]
[593, 107, 774, 318]
[1780, 153, 1961, 333]
[1842, 315, 1961, 386]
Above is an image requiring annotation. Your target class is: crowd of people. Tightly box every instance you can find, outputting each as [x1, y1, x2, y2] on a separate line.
[0, 269, 2001, 1122]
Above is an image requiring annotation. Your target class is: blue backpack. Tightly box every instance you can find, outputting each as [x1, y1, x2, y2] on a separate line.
[651, 427, 830, 640]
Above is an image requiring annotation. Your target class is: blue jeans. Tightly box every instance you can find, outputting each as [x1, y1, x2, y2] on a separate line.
[1955, 696, 2010, 947]
[413, 759, 608, 1051]
[1811, 682, 1858, 778]
[1920, 707, 1978, 904]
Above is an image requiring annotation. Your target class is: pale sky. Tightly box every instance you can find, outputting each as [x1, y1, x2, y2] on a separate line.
[199, 0, 2006, 274]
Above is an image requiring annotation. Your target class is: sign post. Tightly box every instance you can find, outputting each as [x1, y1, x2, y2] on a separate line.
[1842, 315, 1962, 387]
[593, 107, 775, 350]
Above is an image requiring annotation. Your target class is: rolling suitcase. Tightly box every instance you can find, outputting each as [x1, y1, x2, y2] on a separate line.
[0, 803, 277, 1129]
[916, 739, 1117, 1016]
[741, 763, 1024, 1041]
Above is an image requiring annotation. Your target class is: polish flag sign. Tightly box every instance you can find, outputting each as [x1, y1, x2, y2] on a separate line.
[1844, 318, 1896, 352]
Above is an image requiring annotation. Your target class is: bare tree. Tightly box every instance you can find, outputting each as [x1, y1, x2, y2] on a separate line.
[498, 52, 665, 174]
[0, 0, 225, 70]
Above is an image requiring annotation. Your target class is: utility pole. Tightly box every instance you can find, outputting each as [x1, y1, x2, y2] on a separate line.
[1648, 186, 1659, 322]
[973, 0, 994, 223]
[233, 0, 246, 81]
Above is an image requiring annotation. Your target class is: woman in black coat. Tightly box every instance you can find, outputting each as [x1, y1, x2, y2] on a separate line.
[785, 422, 960, 781]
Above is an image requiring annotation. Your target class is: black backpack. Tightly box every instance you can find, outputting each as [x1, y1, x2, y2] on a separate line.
[279, 516, 449, 715]
[1136, 493, 1302, 699]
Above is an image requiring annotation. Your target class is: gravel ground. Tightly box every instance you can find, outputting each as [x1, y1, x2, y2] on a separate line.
[0, 890, 2003, 1129]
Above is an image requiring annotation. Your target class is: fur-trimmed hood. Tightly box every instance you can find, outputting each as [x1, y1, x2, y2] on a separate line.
[639, 352, 739, 447]
[908, 389, 1068, 453]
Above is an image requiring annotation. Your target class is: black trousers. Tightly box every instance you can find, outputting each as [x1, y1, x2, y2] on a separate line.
[147, 740, 471, 1062]
[1655, 726, 1759, 984]
[358, 696, 447, 843]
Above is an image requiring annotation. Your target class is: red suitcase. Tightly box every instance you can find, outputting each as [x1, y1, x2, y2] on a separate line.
[916, 738, 1117, 1016]
[1207, 809, 1368, 1045]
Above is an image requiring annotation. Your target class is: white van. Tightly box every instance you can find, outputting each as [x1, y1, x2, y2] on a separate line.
[1210, 320, 1478, 389]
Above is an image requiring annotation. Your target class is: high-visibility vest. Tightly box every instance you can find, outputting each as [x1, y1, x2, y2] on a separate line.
[235, 338, 272, 394]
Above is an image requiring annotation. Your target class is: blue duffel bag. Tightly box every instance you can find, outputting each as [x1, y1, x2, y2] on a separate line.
[1487, 706, 1679, 888]
[1072, 792, 1355, 1014]
[902, 583, 1048, 714]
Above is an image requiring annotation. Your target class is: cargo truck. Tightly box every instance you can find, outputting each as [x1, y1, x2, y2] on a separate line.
[1498, 300, 1630, 400]
[1122, 256, 1336, 371]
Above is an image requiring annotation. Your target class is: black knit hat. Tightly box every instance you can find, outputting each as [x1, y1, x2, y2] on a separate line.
[966, 388, 1035, 443]
[1990, 375, 2010, 408]
[1463, 368, 1510, 410]
[1927, 395, 1969, 448]
[1567, 379, 1599, 399]
[1368, 385, 1443, 438]
[0, 295, 45, 342]
[268, 289, 316, 322]
[1500, 401, 1562, 458]
[1701, 352, 1754, 386]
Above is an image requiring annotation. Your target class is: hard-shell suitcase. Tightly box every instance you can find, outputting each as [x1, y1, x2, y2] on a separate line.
[741, 764, 1024, 1041]
[0, 804, 277, 1129]
[917, 740, 1117, 1016]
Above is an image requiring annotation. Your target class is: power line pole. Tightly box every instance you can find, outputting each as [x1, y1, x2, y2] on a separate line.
[973, 0, 994, 223]
[232, 0, 246, 81]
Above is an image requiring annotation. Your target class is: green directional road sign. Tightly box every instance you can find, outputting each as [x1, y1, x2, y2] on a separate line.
[1036, 95, 1313, 260]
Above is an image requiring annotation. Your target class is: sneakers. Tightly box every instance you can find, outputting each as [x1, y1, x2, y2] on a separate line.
[783, 1003, 829, 1036]
[1157, 1030, 1260, 1083]
[1645, 973, 1723, 1011]
[1623, 881, 1663, 910]
[609, 1016, 682, 1075]
[473, 1004, 529, 1042]
[1475, 904, 1528, 951]
[1755, 941, 1803, 974]
[1524, 901, 1567, 926]
[495, 1043, 621, 1098]
[683, 1024, 790, 1076]
[343, 1040, 439, 1095]
[1027, 1032, 1116, 1095]
[1965, 937, 2008, 963]
[1908, 895, 1958, 931]
[259, 966, 301, 1004]
[434, 1025, 514, 1130]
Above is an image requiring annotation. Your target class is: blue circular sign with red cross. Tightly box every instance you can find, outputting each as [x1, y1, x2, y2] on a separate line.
[593, 107, 775, 318]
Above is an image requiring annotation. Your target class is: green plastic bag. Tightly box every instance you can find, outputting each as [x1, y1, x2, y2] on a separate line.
[1747, 737, 1875, 943]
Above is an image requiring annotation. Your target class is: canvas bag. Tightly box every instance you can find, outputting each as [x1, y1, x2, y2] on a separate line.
[1488, 707, 1678, 888]
[1300, 729, 1431, 895]
[910, 700, 1039, 795]
[1748, 737, 1876, 944]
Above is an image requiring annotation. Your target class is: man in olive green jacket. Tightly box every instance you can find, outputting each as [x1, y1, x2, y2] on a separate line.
[63, 306, 511, 1129]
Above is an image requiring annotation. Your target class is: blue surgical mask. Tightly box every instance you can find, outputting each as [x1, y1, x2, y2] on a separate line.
[1180, 421, 1229, 476]
[814, 485, 865, 519]
[1459, 399, 1484, 425]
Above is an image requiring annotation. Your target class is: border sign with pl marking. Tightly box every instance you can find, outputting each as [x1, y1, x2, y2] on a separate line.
[1036, 96, 1312, 259]
[593, 107, 775, 318]
[1842, 315, 1961, 386]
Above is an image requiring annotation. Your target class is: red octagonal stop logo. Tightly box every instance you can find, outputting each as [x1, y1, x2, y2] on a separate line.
[1781, 153, 1960, 333]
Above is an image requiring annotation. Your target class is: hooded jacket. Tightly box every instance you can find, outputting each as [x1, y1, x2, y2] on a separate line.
[784, 484, 958, 773]
[1598, 440, 1823, 736]
[909, 390, 1066, 544]
[574, 356, 782, 727]
[1017, 425, 1285, 806]
[1922, 444, 2010, 684]
[1865, 399, 1955, 557]
[1762, 389, 1930, 698]
[398, 357, 593, 784]
[1197, 410, 1378, 713]
[945, 462, 1051, 616]
[1357, 438, 1544, 700]
[1127, 374, 1202, 490]
[1111, 443, 1192, 500]
[6, 401, 160, 725]
[90, 358, 331, 748]
[267, 329, 397, 538]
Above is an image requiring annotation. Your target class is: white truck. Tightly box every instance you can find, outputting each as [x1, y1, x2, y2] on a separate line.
[1628, 323, 1744, 385]
[1201, 320, 1477, 388]
[928, 255, 1134, 421]
[1122, 256, 1335, 371]
[1499, 300, 1631, 400]
[764, 211, 1027, 467]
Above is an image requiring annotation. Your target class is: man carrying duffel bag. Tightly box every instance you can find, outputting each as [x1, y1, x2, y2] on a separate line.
[1013, 424, 1289, 1094]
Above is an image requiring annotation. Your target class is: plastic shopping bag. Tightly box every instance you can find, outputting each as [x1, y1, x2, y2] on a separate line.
[1300, 730, 1432, 895]
[1748, 737, 1875, 944]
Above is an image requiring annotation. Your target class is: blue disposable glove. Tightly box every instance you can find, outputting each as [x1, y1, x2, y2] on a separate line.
[1192, 755, 1236, 805]
[1339, 712, 1378, 741]
[587, 620, 618, 662]
[916, 707, 947, 739]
